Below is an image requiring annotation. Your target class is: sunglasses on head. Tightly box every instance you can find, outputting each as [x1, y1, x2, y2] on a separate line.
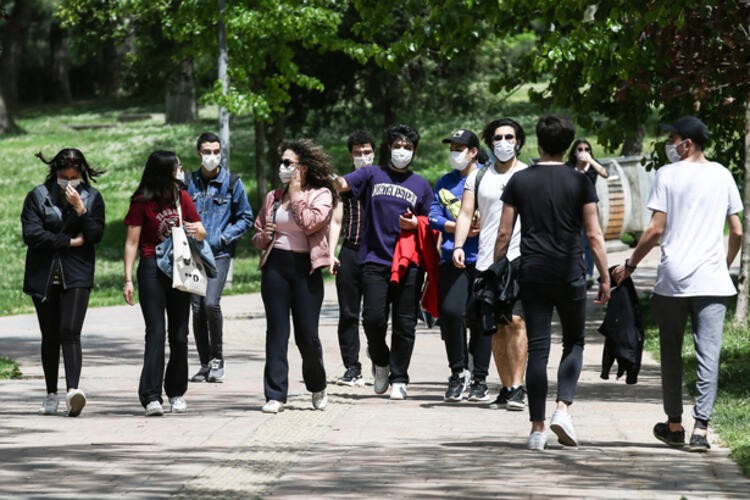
[281, 159, 297, 167]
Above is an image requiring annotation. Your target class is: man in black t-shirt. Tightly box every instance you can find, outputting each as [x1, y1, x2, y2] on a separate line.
[494, 115, 610, 451]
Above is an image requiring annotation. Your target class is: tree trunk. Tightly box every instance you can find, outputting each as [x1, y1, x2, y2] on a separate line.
[620, 125, 645, 157]
[217, 0, 230, 169]
[733, 94, 750, 326]
[254, 118, 268, 201]
[0, 90, 15, 134]
[1, 0, 34, 107]
[267, 113, 285, 172]
[165, 57, 198, 124]
[49, 20, 72, 102]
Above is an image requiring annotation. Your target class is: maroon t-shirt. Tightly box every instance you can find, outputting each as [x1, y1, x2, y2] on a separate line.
[124, 190, 201, 258]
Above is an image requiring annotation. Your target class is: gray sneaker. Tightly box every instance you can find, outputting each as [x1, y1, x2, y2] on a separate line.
[190, 364, 210, 382]
[550, 410, 578, 447]
[207, 358, 224, 383]
[372, 365, 390, 395]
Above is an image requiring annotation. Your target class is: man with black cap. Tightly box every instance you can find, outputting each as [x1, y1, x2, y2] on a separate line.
[429, 129, 491, 402]
[614, 115, 743, 452]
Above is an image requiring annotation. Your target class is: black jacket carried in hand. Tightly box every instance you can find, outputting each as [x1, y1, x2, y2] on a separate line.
[21, 180, 105, 300]
[597, 268, 644, 384]
[466, 257, 520, 335]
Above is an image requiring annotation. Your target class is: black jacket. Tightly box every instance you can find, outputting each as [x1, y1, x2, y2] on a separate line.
[21, 180, 105, 300]
[597, 268, 644, 384]
[466, 257, 520, 335]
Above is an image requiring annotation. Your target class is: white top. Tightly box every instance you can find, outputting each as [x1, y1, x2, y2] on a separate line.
[648, 160, 742, 297]
[465, 161, 528, 271]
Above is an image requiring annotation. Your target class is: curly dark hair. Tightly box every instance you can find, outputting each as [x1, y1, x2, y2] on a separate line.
[279, 139, 338, 207]
[481, 118, 526, 151]
[37, 148, 104, 185]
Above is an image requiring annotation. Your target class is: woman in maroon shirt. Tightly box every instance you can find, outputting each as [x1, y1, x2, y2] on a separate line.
[123, 151, 206, 416]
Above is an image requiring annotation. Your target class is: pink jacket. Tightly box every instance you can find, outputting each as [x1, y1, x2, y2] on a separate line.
[252, 186, 333, 272]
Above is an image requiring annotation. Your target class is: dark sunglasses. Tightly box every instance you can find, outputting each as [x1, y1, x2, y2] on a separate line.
[493, 134, 515, 141]
[281, 159, 298, 167]
[577, 147, 591, 152]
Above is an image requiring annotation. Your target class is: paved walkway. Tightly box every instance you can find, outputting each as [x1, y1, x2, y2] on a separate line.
[1, 248, 748, 498]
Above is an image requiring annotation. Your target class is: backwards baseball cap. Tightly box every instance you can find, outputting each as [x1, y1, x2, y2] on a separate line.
[660, 115, 710, 147]
[442, 129, 480, 149]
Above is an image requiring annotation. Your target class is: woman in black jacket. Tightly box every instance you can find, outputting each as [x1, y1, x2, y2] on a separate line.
[21, 149, 105, 417]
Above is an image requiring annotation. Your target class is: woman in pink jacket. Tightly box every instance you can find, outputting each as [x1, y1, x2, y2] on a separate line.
[253, 139, 336, 414]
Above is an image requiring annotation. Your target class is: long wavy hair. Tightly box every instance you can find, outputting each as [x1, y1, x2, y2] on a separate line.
[37, 148, 104, 185]
[131, 150, 181, 203]
[279, 139, 337, 207]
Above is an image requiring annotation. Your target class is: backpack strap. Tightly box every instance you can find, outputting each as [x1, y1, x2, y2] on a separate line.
[474, 166, 488, 214]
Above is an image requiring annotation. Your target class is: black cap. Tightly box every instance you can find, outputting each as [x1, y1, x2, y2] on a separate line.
[442, 129, 480, 148]
[660, 116, 710, 147]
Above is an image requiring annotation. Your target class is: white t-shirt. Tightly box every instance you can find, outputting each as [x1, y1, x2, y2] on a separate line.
[648, 160, 742, 297]
[465, 161, 528, 271]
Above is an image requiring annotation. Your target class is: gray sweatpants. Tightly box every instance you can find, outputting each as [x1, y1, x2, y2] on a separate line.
[651, 294, 727, 423]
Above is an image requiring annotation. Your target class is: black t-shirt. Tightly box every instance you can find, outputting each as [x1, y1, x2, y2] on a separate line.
[566, 161, 599, 185]
[501, 163, 598, 283]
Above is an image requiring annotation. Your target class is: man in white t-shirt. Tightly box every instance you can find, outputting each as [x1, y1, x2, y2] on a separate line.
[614, 115, 742, 452]
[453, 118, 529, 411]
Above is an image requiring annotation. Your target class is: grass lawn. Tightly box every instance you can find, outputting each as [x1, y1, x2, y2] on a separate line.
[0, 356, 21, 380]
[641, 298, 750, 476]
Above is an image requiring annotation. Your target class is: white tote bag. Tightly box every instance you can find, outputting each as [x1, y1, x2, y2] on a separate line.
[171, 200, 208, 296]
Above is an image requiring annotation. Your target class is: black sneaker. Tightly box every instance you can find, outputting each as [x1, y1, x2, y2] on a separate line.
[489, 387, 511, 409]
[190, 364, 210, 383]
[653, 422, 685, 447]
[468, 379, 490, 401]
[688, 433, 710, 452]
[506, 385, 527, 411]
[444, 373, 464, 402]
[337, 366, 365, 386]
[207, 358, 225, 382]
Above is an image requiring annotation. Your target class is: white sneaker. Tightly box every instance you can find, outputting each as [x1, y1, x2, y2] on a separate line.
[145, 401, 164, 416]
[550, 410, 579, 447]
[312, 390, 328, 410]
[461, 368, 472, 393]
[38, 393, 58, 415]
[390, 383, 407, 400]
[373, 365, 390, 395]
[528, 431, 547, 451]
[262, 400, 284, 414]
[66, 388, 86, 417]
[169, 396, 187, 413]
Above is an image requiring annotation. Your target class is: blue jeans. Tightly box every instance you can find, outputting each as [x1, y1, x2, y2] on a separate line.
[191, 255, 231, 365]
[651, 294, 727, 423]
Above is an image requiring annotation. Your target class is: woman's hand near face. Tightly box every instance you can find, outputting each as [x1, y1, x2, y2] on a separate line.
[65, 184, 86, 215]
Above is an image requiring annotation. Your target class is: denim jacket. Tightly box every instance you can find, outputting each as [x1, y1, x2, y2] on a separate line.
[186, 167, 254, 258]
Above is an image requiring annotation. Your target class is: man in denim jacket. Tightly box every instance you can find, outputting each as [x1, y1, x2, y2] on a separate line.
[186, 132, 254, 382]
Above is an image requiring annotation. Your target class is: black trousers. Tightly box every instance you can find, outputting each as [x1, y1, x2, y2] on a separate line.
[361, 263, 421, 384]
[521, 278, 587, 422]
[335, 245, 363, 370]
[438, 262, 491, 379]
[137, 258, 190, 407]
[33, 286, 90, 394]
[261, 249, 326, 403]
[191, 255, 231, 365]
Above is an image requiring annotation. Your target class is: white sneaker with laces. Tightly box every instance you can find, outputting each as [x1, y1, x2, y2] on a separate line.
[312, 390, 328, 410]
[550, 409, 579, 447]
[169, 396, 187, 413]
[66, 388, 86, 417]
[145, 400, 164, 417]
[528, 431, 547, 451]
[262, 400, 284, 414]
[39, 393, 58, 415]
[373, 365, 390, 395]
[390, 383, 408, 400]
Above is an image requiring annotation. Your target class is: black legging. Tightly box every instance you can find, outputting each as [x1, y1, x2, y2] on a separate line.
[33, 286, 91, 394]
[261, 248, 326, 403]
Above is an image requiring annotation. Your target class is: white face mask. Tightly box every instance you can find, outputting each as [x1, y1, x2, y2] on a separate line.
[390, 148, 413, 169]
[175, 170, 185, 183]
[57, 178, 82, 190]
[279, 164, 295, 184]
[352, 153, 375, 170]
[664, 141, 685, 163]
[202, 154, 221, 171]
[493, 140, 516, 163]
[449, 150, 469, 170]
